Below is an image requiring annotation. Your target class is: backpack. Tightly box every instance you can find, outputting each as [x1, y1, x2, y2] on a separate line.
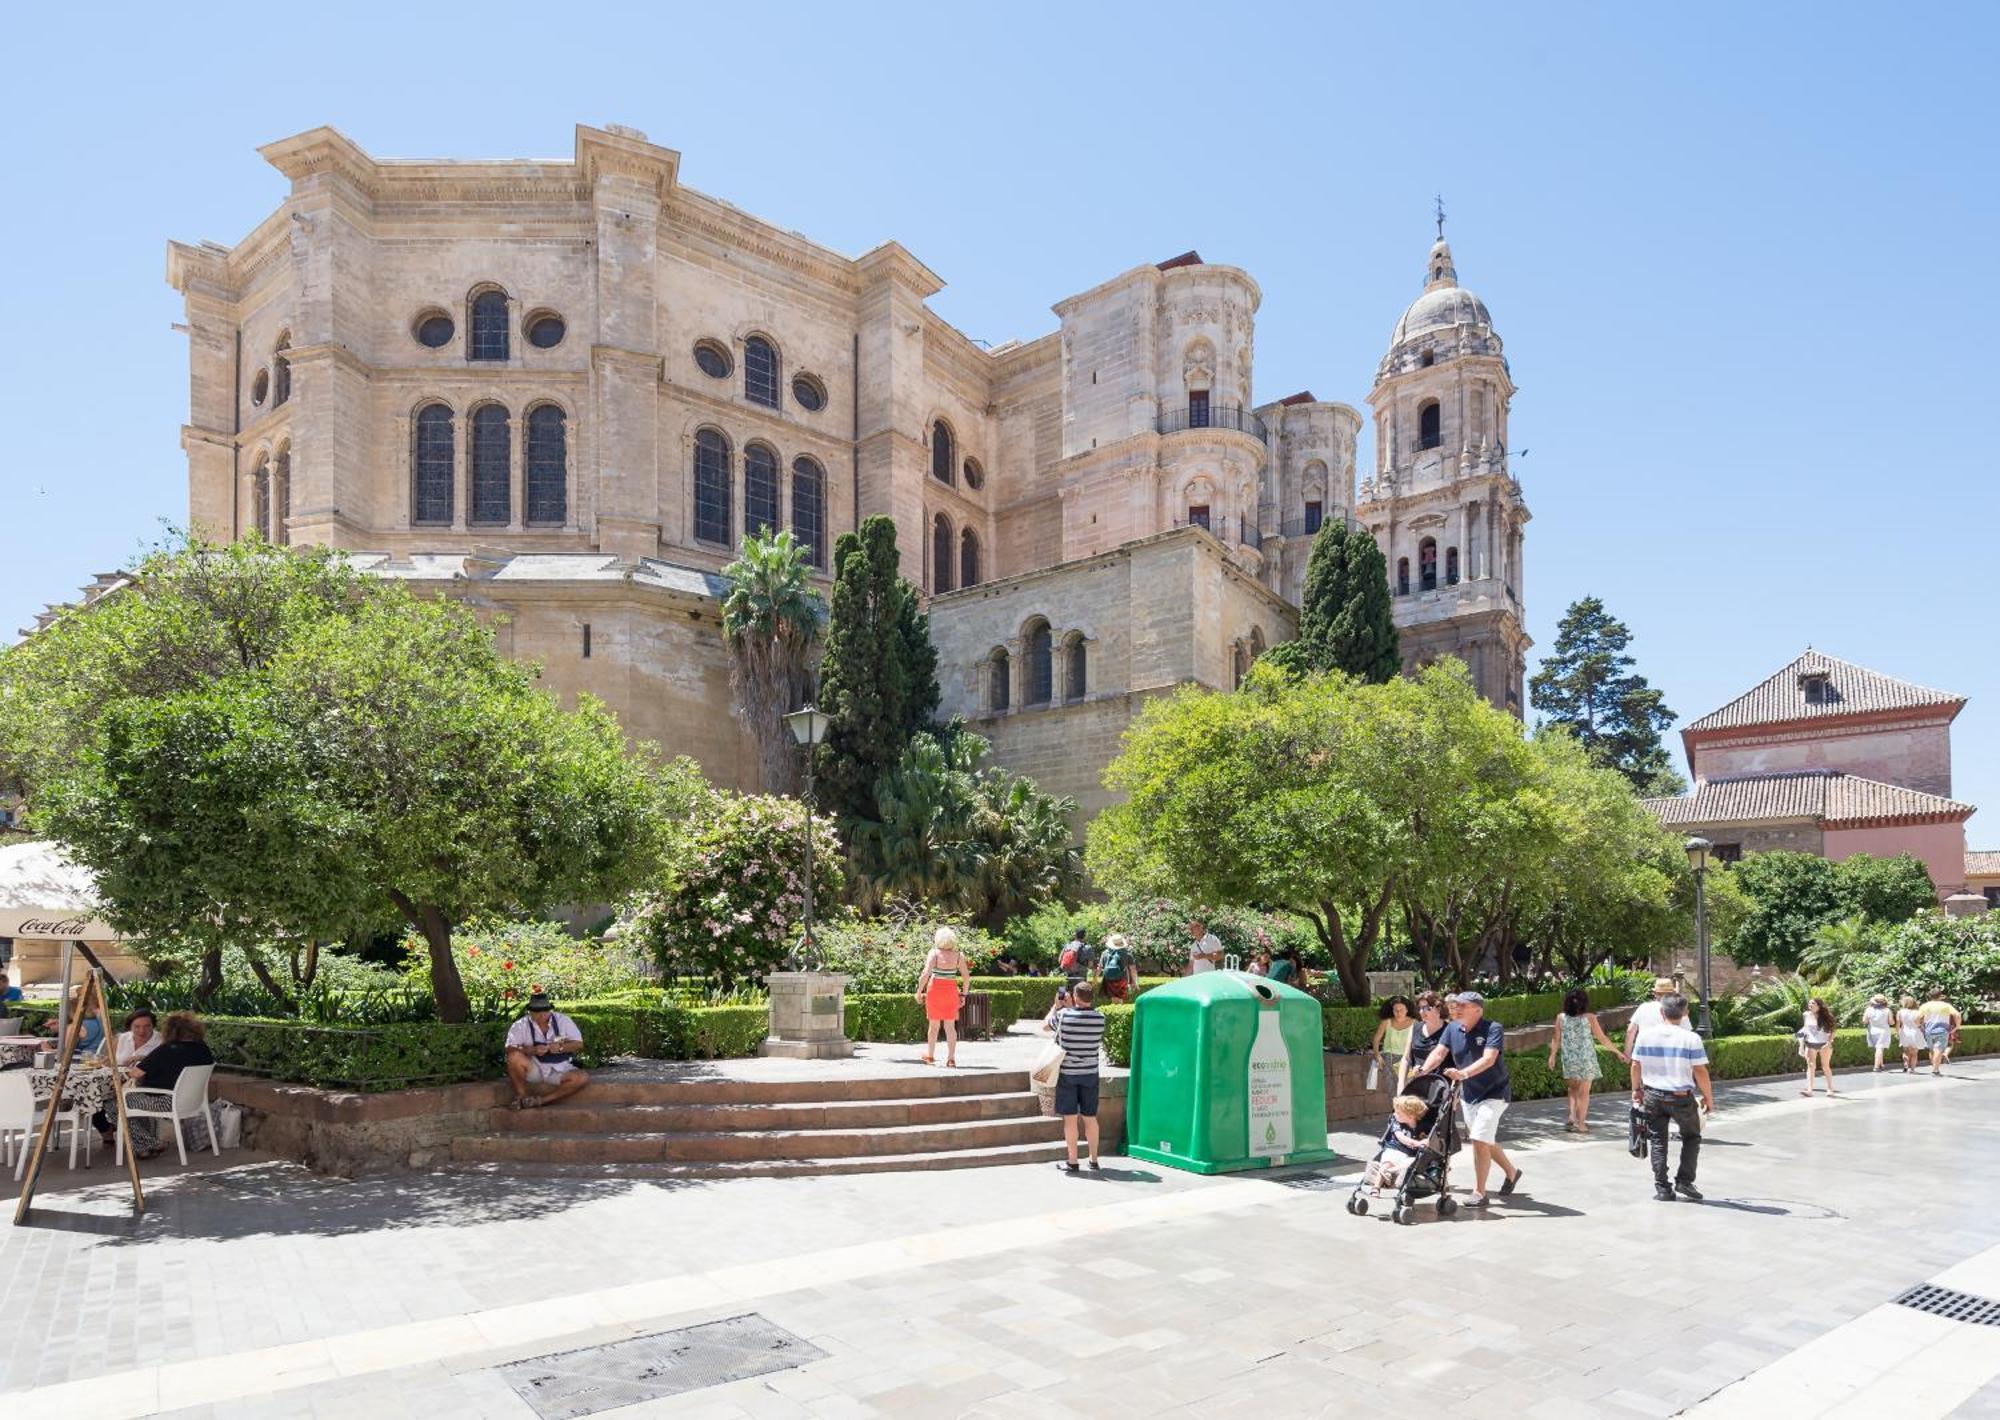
[1100, 946, 1126, 981]
[1059, 943, 1081, 972]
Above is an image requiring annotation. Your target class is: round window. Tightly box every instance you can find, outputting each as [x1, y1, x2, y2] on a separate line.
[251, 369, 269, 406]
[963, 458, 984, 490]
[414, 312, 455, 349]
[694, 341, 732, 379]
[526, 313, 566, 349]
[791, 374, 826, 412]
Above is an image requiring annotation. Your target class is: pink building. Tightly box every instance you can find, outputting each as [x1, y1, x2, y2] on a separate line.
[1644, 651, 1974, 898]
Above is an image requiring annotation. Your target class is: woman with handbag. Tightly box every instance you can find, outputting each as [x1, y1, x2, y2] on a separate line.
[1368, 996, 1414, 1093]
[915, 926, 972, 1067]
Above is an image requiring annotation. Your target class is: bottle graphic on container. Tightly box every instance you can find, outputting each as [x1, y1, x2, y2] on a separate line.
[1246, 1002, 1294, 1160]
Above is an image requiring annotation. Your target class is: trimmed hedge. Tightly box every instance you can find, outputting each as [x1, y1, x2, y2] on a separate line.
[966, 976, 1173, 1020]
[843, 990, 1024, 1043]
[202, 1017, 510, 1091]
[1104, 1004, 1134, 1067]
[1322, 987, 1625, 1051]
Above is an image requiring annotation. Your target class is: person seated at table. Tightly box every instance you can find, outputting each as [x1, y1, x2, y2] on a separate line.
[100, 1011, 215, 1159]
[0, 972, 23, 1003]
[36, 984, 105, 1055]
[111, 1008, 161, 1066]
[504, 992, 589, 1109]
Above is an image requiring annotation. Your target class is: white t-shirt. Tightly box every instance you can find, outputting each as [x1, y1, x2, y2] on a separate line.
[114, 1030, 162, 1065]
[1189, 933, 1223, 974]
[1627, 1000, 1664, 1037]
[506, 1012, 581, 1053]
[1631, 1021, 1707, 1094]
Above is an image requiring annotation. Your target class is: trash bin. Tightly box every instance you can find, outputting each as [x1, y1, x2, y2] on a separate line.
[957, 991, 994, 1040]
[1125, 972, 1334, 1174]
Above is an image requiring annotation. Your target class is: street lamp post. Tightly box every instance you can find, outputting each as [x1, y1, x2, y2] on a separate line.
[783, 704, 833, 969]
[1685, 836, 1713, 1038]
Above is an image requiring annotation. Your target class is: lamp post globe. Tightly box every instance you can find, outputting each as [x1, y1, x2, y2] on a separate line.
[1684, 836, 1713, 1037]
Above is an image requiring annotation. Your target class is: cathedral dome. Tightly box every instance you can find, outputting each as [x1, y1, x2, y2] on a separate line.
[1382, 237, 1501, 365]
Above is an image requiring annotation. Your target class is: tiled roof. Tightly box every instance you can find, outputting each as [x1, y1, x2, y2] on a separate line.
[1643, 771, 1973, 829]
[1967, 851, 2000, 878]
[1685, 650, 1964, 733]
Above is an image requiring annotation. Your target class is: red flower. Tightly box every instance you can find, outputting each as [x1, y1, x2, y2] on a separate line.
[468, 946, 482, 957]
[503, 960, 516, 971]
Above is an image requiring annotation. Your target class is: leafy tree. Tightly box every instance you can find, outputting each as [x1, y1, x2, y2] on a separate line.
[1262, 520, 1399, 683]
[1834, 852, 1936, 924]
[1842, 913, 2000, 1006]
[1726, 851, 1846, 971]
[814, 516, 940, 826]
[1529, 596, 1684, 795]
[720, 529, 826, 796]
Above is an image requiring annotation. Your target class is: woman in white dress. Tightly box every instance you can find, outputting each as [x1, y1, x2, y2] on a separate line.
[1896, 995, 1925, 1073]
[1862, 995, 1895, 1072]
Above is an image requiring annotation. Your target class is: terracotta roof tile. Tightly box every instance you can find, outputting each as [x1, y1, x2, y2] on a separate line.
[1967, 850, 2000, 877]
[1642, 771, 1973, 829]
[1684, 650, 1964, 733]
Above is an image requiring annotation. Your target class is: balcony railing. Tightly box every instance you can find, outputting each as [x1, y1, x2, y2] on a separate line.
[1159, 402, 1266, 441]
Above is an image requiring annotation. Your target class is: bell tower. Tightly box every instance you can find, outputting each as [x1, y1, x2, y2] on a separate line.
[1355, 222, 1530, 712]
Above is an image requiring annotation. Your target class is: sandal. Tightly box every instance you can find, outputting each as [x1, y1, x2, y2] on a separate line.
[920, 1054, 935, 1065]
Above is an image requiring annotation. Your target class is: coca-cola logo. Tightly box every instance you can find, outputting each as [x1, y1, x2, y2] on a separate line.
[14, 917, 96, 936]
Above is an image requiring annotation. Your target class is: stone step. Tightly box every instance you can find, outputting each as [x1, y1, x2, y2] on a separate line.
[442, 1139, 1076, 1180]
[451, 1114, 1064, 1166]
[490, 1092, 1044, 1134]
[570, 1070, 1031, 1108]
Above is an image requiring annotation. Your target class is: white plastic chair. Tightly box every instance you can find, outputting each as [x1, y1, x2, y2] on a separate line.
[0, 1072, 91, 1179]
[0, 1018, 23, 1037]
[118, 1063, 219, 1166]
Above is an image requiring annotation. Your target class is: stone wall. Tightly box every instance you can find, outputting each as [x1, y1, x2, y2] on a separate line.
[221, 1073, 509, 1177]
[1692, 718, 1956, 799]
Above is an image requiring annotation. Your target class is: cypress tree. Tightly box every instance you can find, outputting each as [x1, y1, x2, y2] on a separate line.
[814, 516, 939, 823]
[1276, 520, 1400, 683]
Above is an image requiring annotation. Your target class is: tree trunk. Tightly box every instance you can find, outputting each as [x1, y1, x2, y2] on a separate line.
[194, 947, 224, 1008]
[388, 890, 469, 1023]
[242, 948, 297, 1014]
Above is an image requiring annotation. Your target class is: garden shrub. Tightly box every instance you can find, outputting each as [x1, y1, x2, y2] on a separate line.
[811, 918, 1005, 993]
[400, 918, 655, 1006]
[202, 1017, 510, 1091]
[1321, 987, 1625, 1051]
[675, 1005, 769, 1059]
[619, 793, 843, 986]
[1842, 914, 2000, 1012]
[841, 989, 1022, 1042]
[1103, 1004, 1134, 1067]
[965, 975, 1173, 1019]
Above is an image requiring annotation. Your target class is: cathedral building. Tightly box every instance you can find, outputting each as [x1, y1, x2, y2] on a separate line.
[160, 124, 1530, 822]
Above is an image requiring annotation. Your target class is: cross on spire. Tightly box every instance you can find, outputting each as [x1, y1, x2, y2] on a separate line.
[1434, 194, 1446, 242]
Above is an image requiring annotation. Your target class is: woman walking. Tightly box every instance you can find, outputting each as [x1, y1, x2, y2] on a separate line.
[1368, 996, 1415, 1091]
[1862, 995, 1895, 1072]
[916, 926, 972, 1067]
[1799, 996, 1837, 1096]
[1919, 991, 1961, 1077]
[1546, 988, 1622, 1132]
[1897, 995, 1925, 1073]
[1406, 993, 1449, 1082]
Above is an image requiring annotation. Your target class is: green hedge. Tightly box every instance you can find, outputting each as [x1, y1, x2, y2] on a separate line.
[966, 976, 1173, 1020]
[671, 1004, 769, 1059]
[201, 1017, 511, 1091]
[843, 990, 1024, 1043]
[1322, 987, 1626, 1051]
[1104, 1004, 1135, 1067]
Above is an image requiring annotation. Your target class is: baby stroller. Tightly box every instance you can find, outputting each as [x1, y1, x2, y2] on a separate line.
[1345, 1070, 1465, 1225]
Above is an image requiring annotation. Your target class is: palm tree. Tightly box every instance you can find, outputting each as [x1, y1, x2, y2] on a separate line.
[720, 531, 826, 797]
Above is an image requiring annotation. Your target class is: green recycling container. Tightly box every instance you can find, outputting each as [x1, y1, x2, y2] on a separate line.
[1125, 971, 1334, 1174]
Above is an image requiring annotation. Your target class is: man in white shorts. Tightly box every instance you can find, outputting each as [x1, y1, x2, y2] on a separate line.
[504, 992, 590, 1109]
[1421, 990, 1520, 1208]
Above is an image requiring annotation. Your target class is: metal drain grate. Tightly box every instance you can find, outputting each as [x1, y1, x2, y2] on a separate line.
[497, 1312, 827, 1418]
[1895, 1284, 2000, 1327]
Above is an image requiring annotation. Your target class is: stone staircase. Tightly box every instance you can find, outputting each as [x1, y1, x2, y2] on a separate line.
[448, 1069, 1070, 1178]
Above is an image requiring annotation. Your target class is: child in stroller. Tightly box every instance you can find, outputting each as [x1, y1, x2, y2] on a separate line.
[1346, 1070, 1465, 1224]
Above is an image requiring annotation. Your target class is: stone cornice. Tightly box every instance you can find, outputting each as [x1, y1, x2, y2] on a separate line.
[1683, 704, 1963, 753]
[1159, 262, 1262, 314]
[593, 345, 665, 377]
[575, 124, 679, 197]
[855, 242, 945, 299]
[670, 190, 862, 297]
[1257, 397, 1363, 431]
[1051, 263, 1159, 319]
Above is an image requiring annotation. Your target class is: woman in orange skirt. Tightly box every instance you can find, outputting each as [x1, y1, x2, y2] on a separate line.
[917, 926, 972, 1066]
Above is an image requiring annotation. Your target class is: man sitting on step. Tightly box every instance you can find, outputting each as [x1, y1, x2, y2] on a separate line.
[504, 992, 591, 1110]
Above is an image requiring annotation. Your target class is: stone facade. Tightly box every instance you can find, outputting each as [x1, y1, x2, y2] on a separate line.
[166, 125, 1525, 821]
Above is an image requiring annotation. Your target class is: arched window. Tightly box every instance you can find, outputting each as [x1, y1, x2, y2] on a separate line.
[1417, 400, 1441, 451]
[413, 403, 454, 525]
[693, 428, 732, 544]
[744, 336, 779, 408]
[251, 458, 270, 542]
[1026, 620, 1053, 705]
[791, 457, 826, 568]
[931, 513, 954, 594]
[470, 404, 510, 525]
[1445, 545, 1460, 586]
[273, 446, 291, 545]
[1064, 634, 1086, 703]
[989, 649, 1011, 713]
[744, 443, 780, 539]
[526, 405, 567, 525]
[272, 333, 291, 407]
[1396, 556, 1410, 596]
[469, 291, 509, 361]
[959, 528, 980, 589]
[1419, 537, 1438, 592]
[931, 421, 955, 484]
[1419, 349, 1435, 368]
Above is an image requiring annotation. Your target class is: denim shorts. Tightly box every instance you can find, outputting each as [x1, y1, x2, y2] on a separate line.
[1055, 1074, 1100, 1117]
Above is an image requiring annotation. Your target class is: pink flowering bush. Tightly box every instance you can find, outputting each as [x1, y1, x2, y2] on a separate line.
[619, 793, 844, 987]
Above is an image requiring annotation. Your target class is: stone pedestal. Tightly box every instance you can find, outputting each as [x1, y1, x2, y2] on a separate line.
[761, 971, 854, 1060]
[1365, 970, 1416, 1000]
[1943, 892, 1989, 918]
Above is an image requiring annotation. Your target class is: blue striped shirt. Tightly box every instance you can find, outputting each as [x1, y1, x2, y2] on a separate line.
[1631, 1023, 1707, 1093]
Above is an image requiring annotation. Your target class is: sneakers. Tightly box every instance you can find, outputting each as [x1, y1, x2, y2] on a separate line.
[1654, 1185, 1677, 1202]
[1675, 1182, 1704, 1201]
[1500, 1169, 1522, 1196]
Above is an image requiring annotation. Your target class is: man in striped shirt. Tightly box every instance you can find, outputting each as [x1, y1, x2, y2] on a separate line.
[1053, 982, 1107, 1173]
[1628, 993, 1713, 1202]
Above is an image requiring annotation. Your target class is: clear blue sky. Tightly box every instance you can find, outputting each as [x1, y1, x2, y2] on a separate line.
[2, 3, 1993, 845]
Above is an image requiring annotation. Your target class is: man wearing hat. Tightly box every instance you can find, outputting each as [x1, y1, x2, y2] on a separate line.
[1420, 990, 1521, 1208]
[504, 992, 591, 1109]
[1624, 977, 1677, 1060]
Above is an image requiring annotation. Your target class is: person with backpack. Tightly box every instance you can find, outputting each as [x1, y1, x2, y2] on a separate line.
[1060, 928, 1097, 987]
[1099, 933, 1138, 1002]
